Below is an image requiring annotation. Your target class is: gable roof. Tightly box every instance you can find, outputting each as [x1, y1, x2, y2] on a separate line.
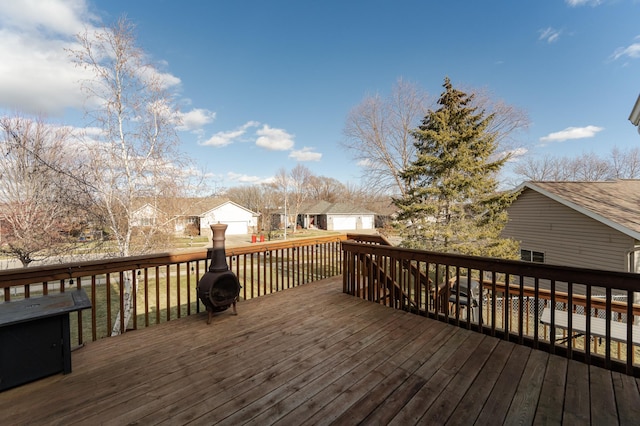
[517, 180, 640, 240]
[301, 201, 376, 215]
[198, 200, 260, 217]
[178, 198, 232, 216]
[133, 197, 259, 217]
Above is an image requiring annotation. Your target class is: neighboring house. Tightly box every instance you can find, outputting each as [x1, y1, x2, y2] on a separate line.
[297, 201, 377, 231]
[131, 203, 165, 228]
[196, 200, 259, 236]
[132, 198, 259, 236]
[365, 198, 398, 229]
[501, 180, 640, 273]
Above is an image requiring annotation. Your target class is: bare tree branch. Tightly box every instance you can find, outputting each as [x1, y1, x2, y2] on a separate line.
[342, 78, 429, 197]
[343, 79, 530, 196]
[0, 116, 89, 266]
[514, 148, 640, 182]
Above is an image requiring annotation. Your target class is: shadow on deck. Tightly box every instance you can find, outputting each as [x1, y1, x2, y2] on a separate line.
[2, 276, 640, 425]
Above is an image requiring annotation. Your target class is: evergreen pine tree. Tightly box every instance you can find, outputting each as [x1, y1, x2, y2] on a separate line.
[393, 77, 519, 258]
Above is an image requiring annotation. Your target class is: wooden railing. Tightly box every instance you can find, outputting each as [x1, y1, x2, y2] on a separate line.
[0, 234, 348, 344]
[341, 238, 640, 376]
[6, 231, 639, 376]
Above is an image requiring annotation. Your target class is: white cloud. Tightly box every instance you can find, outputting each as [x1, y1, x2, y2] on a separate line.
[200, 121, 260, 147]
[138, 66, 182, 91]
[357, 158, 387, 170]
[0, 0, 95, 34]
[226, 171, 265, 184]
[611, 37, 640, 61]
[0, 30, 91, 115]
[0, 0, 183, 117]
[0, 0, 99, 115]
[539, 27, 561, 44]
[565, 0, 602, 6]
[71, 125, 104, 147]
[255, 125, 295, 151]
[80, 125, 104, 137]
[539, 125, 604, 143]
[503, 147, 528, 162]
[177, 108, 217, 132]
[289, 147, 322, 161]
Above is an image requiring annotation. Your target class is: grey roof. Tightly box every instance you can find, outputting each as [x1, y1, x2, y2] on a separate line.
[180, 198, 230, 216]
[520, 180, 640, 240]
[302, 201, 376, 215]
[135, 197, 259, 217]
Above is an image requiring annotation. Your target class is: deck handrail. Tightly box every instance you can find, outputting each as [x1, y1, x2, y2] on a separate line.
[481, 280, 640, 316]
[0, 234, 348, 343]
[341, 239, 640, 376]
[5, 231, 639, 376]
[0, 234, 350, 290]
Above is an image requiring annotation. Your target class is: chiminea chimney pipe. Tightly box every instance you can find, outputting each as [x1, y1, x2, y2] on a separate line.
[209, 223, 229, 272]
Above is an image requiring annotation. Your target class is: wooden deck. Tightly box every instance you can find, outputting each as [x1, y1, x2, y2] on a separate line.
[2, 277, 640, 425]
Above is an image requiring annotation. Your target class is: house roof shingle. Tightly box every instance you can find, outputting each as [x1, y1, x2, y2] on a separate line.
[134, 198, 259, 217]
[301, 201, 377, 215]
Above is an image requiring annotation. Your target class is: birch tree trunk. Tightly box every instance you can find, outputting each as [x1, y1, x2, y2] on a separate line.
[69, 17, 187, 336]
[111, 271, 136, 335]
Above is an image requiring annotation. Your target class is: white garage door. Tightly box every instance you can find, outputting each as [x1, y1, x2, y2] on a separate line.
[222, 221, 248, 235]
[332, 216, 357, 230]
[360, 216, 374, 229]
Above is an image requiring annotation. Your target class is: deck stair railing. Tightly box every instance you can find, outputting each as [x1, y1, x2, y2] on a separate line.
[342, 237, 640, 377]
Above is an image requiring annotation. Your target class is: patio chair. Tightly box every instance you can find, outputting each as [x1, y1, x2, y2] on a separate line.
[448, 276, 480, 321]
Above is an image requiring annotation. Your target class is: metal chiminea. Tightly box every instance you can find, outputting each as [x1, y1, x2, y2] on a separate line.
[197, 223, 241, 324]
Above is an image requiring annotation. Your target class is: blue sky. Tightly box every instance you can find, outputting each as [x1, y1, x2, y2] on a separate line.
[1, 0, 640, 191]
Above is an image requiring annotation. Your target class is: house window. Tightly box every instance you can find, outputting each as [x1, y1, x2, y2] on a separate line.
[521, 249, 544, 263]
[139, 217, 155, 226]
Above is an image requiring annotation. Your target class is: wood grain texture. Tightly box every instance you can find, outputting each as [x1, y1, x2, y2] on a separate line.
[0, 276, 637, 425]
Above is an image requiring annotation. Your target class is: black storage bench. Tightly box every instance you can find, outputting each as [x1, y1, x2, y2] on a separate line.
[0, 289, 91, 391]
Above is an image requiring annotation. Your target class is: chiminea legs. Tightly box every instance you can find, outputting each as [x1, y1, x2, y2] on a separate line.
[205, 299, 238, 325]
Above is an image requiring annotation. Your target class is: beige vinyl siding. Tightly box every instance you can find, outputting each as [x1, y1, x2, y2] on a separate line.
[502, 188, 635, 272]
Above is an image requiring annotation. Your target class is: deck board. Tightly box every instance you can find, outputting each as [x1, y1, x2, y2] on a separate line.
[506, 349, 548, 424]
[1, 276, 639, 425]
[563, 360, 591, 424]
[474, 343, 531, 424]
[420, 335, 500, 424]
[533, 354, 567, 425]
[445, 340, 516, 426]
[590, 365, 619, 425]
[612, 372, 640, 424]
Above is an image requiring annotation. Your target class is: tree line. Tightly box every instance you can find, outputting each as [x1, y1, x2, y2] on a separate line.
[513, 148, 640, 182]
